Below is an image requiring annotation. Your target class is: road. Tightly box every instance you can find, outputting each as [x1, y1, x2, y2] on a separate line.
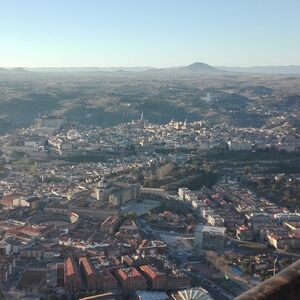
[183, 269, 234, 300]
[226, 235, 300, 258]
[276, 248, 300, 258]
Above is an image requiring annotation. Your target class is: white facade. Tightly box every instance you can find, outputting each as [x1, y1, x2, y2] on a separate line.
[178, 188, 189, 200]
[12, 197, 30, 207]
[194, 225, 226, 251]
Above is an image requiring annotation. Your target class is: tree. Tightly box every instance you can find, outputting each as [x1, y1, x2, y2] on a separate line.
[124, 211, 137, 220]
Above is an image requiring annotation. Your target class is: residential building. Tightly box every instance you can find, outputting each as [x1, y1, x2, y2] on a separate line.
[194, 225, 226, 251]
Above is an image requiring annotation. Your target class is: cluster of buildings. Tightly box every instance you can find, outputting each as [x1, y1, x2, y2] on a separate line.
[62, 254, 191, 293]
[0, 115, 299, 298]
[178, 179, 300, 252]
[1, 115, 299, 163]
[43, 119, 300, 154]
[0, 200, 195, 297]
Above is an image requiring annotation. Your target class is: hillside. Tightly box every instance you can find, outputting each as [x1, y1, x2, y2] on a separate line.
[178, 62, 220, 73]
[0, 71, 299, 134]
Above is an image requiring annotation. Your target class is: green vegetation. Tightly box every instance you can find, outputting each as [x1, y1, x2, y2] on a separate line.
[250, 174, 300, 211]
[12, 159, 36, 173]
[142, 161, 220, 191]
[123, 211, 137, 220]
[61, 154, 107, 163]
[208, 149, 300, 163]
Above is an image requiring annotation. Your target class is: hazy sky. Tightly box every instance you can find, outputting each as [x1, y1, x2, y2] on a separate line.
[1, 0, 299, 67]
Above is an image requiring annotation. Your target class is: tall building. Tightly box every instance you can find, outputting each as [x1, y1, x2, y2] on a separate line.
[79, 257, 119, 291]
[140, 263, 190, 290]
[64, 257, 82, 291]
[140, 264, 166, 290]
[131, 112, 145, 128]
[115, 267, 147, 291]
[79, 257, 97, 291]
[194, 225, 226, 252]
[98, 270, 118, 291]
[95, 178, 112, 202]
[95, 179, 140, 206]
[108, 185, 140, 206]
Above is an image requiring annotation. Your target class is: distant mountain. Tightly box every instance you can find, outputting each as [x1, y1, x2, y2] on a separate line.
[218, 65, 300, 75]
[11, 67, 29, 72]
[178, 62, 220, 73]
[144, 62, 221, 75]
[27, 66, 151, 73]
[2, 63, 300, 75]
[0, 67, 30, 73]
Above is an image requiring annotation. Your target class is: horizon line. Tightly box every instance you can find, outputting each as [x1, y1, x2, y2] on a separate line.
[2, 63, 300, 69]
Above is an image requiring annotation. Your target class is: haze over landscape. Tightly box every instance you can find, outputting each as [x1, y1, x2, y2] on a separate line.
[0, 1, 300, 300]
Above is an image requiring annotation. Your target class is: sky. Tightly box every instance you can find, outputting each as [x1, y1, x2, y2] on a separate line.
[0, 0, 299, 68]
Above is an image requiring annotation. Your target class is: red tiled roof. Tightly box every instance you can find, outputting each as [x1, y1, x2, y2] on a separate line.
[79, 257, 95, 276]
[65, 257, 77, 277]
[117, 267, 142, 281]
[140, 265, 158, 279]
